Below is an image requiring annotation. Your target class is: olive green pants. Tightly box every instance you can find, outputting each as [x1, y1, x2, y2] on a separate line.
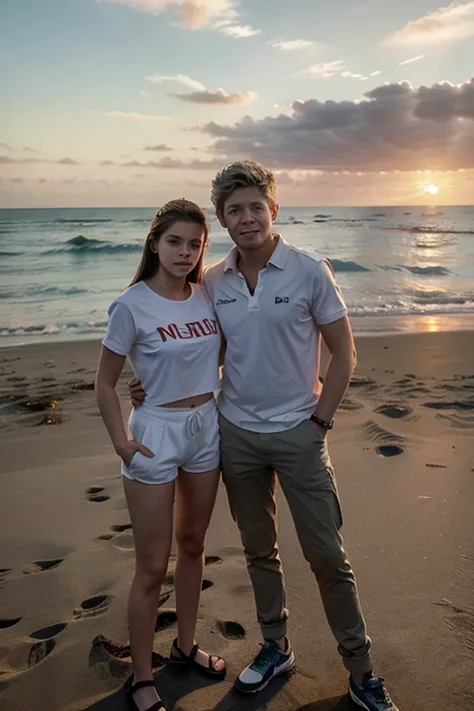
[219, 413, 372, 674]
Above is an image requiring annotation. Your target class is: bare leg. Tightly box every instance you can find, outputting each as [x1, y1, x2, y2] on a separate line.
[173, 467, 224, 670]
[124, 477, 175, 710]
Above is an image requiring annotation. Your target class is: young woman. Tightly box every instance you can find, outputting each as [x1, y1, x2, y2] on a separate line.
[95, 199, 226, 711]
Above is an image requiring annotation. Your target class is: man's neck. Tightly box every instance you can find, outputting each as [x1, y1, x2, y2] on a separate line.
[237, 233, 279, 272]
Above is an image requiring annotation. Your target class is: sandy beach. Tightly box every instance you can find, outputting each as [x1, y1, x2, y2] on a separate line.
[0, 330, 473, 711]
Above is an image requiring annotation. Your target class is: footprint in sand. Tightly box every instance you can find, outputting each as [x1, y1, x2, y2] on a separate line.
[0, 568, 11, 589]
[363, 421, 405, 458]
[22, 558, 63, 575]
[349, 376, 377, 389]
[90, 635, 165, 669]
[29, 622, 67, 640]
[73, 594, 113, 620]
[85, 486, 110, 503]
[423, 399, 474, 412]
[377, 445, 404, 457]
[201, 579, 214, 591]
[217, 620, 246, 640]
[98, 522, 132, 540]
[340, 398, 364, 412]
[204, 555, 222, 566]
[0, 617, 22, 629]
[110, 523, 132, 532]
[155, 609, 178, 632]
[375, 403, 413, 419]
[28, 639, 56, 668]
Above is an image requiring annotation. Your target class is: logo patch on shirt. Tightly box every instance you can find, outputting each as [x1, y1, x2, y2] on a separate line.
[216, 298, 237, 306]
[275, 297, 289, 304]
[157, 319, 218, 342]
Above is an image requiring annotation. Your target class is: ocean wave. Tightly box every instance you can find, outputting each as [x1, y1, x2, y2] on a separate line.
[404, 265, 451, 276]
[274, 218, 305, 225]
[379, 265, 450, 276]
[330, 259, 371, 273]
[386, 225, 474, 236]
[0, 285, 92, 301]
[43, 235, 142, 255]
[411, 291, 471, 306]
[0, 250, 23, 257]
[54, 218, 113, 224]
[0, 320, 108, 338]
[349, 303, 474, 317]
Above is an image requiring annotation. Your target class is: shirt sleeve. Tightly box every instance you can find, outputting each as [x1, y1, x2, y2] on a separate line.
[311, 259, 348, 326]
[101, 301, 137, 356]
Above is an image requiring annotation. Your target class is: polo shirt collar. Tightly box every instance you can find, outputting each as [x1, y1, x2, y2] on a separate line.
[223, 234, 289, 273]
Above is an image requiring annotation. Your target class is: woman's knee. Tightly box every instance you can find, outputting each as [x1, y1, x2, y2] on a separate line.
[176, 530, 205, 560]
[135, 559, 168, 592]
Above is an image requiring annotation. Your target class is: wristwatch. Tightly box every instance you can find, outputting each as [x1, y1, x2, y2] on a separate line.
[310, 414, 334, 430]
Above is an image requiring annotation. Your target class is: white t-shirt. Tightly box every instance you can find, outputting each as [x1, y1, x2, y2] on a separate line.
[102, 281, 221, 406]
[203, 236, 348, 432]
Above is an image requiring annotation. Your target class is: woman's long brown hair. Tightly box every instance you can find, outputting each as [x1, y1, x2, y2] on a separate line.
[130, 198, 209, 286]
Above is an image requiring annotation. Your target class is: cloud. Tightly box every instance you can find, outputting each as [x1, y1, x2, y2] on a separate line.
[57, 156, 78, 165]
[270, 39, 315, 51]
[100, 0, 260, 36]
[172, 88, 256, 105]
[398, 55, 426, 66]
[0, 142, 13, 151]
[307, 60, 346, 78]
[146, 74, 205, 91]
[100, 160, 116, 165]
[120, 157, 224, 169]
[147, 73, 255, 105]
[0, 155, 80, 165]
[195, 78, 474, 172]
[143, 144, 174, 151]
[100, 0, 232, 26]
[217, 24, 260, 38]
[306, 61, 372, 81]
[11, 178, 24, 183]
[23, 146, 39, 152]
[84, 110, 171, 120]
[382, 2, 474, 46]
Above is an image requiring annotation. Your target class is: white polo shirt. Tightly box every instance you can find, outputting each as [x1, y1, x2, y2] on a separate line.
[203, 236, 348, 433]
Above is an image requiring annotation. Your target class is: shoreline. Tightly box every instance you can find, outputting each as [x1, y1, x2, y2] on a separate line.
[1, 312, 473, 350]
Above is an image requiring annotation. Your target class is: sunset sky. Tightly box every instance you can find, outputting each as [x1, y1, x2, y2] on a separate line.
[1, 0, 474, 208]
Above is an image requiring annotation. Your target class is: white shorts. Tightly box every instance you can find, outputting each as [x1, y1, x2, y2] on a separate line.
[122, 398, 220, 485]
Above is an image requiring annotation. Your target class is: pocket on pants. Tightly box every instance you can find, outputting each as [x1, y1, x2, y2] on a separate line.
[127, 414, 166, 479]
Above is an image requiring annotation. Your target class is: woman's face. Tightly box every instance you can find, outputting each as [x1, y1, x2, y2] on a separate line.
[152, 220, 206, 279]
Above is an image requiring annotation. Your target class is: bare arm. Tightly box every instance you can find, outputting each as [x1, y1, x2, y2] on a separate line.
[95, 346, 153, 464]
[314, 315, 356, 434]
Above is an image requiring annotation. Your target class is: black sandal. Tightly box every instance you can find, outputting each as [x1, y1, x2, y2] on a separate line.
[169, 638, 226, 680]
[125, 676, 165, 711]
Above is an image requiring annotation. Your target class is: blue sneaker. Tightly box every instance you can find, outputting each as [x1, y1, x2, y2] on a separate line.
[234, 639, 295, 694]
[349, 675, 399, 711]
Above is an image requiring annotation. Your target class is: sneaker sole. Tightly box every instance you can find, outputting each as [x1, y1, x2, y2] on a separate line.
[234, 651, 295, 694]
[348, 685, 371, 710]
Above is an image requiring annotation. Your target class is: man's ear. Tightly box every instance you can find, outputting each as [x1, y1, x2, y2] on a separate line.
[270, 202, 279, 223]
[217, 211, 226, 229]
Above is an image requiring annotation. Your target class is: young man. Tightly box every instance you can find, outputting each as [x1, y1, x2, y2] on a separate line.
[130, 161, 398, 711]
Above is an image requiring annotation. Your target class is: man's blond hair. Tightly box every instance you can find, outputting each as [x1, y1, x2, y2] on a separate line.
[211, 160, 277, 217]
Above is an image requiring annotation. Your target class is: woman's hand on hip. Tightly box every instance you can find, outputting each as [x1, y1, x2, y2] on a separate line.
[116, 440, 155, 467]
